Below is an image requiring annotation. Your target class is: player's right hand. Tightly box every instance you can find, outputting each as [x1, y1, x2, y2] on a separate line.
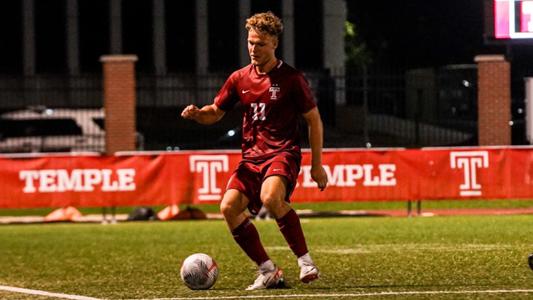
[181, 105, 200, 120]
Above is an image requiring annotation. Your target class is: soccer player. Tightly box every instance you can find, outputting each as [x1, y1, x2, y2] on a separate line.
[181, 11, 328, 290]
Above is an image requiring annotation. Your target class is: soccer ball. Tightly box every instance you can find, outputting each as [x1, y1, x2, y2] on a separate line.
[180, 253, 219, 290]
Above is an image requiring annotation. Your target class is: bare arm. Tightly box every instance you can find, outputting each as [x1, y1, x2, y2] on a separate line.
[181, 104, 225, 125]
[302, 107, 328, 191]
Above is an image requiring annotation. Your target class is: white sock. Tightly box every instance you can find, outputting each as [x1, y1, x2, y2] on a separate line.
[297, 252, 313, 267]
[259, 259, 275, 273]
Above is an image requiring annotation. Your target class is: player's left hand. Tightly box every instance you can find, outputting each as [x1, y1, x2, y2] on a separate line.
[311, 165, 328, 191]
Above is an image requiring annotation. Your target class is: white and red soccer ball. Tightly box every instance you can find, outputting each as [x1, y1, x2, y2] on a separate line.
[180, 253, 219, 290]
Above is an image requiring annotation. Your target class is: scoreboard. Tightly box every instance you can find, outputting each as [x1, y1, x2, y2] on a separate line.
[486, 0, 533, 41]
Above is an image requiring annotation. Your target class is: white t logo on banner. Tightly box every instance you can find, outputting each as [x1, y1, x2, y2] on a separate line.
[189, 155, 229, 201]
[450, 151, 489, 197]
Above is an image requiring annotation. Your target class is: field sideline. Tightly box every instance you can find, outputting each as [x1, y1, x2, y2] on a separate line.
[1, 215, 533, 299]
[3, 199, 533, 218]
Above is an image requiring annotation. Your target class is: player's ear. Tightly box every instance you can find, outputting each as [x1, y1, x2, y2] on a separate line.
[272, 36, 278, 49]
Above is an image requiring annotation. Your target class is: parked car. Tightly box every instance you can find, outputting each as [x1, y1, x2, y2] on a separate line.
[0, 107, 143, 153]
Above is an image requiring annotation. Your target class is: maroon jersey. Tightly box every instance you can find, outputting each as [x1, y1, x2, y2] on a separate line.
[214, 61, 316, 160]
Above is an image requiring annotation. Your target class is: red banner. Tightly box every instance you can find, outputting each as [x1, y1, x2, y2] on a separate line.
[1, 147, 533, 208]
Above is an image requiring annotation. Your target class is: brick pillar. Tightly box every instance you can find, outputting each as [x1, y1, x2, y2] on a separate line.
[474, 54, 511, 145]
[100, 55, 138, 154]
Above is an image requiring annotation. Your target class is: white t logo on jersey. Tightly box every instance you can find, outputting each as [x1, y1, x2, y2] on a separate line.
[269, 86, 280, 100]
[450, 151, 489, 196]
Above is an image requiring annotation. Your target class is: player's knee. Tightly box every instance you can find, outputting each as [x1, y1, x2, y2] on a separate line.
[219, 201, 233, 217]
[220, 190, 245, 216]
[261, 192, 275, 207]
[261, 193, 284, 215]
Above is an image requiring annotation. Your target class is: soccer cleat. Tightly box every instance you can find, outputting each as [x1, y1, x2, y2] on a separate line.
[245, 267, 284, 290]
[299, 261, 319, 283]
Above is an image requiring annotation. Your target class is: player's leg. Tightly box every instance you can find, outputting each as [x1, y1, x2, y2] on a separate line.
[261, 175, 320, 283]
[260, 175, 291, 218]
[221, 181, 283, 290]
[220, 188, 250, 230]
[220, 189, 270, 267]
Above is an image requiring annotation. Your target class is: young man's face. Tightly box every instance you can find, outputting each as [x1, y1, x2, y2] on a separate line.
[247, 28, 278, 68]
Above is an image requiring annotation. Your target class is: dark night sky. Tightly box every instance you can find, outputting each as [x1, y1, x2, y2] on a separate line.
[0, 0, 531, 75]
[346, 0, 533, 71]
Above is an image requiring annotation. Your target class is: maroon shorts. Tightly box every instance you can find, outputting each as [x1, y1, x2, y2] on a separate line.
[226, 152, 301, 215]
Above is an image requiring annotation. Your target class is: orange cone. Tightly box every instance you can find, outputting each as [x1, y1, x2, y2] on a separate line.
[157, 204, 180, 221]
[44, 206, 82, 222]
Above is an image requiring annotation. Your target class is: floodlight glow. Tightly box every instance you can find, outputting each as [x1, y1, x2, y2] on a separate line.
[227, 129, 236, 137]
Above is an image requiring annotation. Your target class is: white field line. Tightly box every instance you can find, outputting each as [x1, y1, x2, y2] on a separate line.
[266, 243, 524, 254]
[131, 289, 533, 300]
[2, 284, 532, 300]
[0, 285, 101, 300]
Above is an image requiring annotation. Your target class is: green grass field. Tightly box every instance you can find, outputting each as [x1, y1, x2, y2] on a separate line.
[2, 199, 533, 217]
[1, 215, 533, 299]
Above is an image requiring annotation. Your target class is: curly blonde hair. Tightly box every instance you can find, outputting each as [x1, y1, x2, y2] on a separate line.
[245, 11, 283, 37]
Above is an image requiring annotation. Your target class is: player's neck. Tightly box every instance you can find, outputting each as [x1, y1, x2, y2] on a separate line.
[255, 58, 278, 75]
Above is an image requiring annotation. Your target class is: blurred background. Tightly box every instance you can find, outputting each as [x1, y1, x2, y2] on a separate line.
[0, 0, 532, 153]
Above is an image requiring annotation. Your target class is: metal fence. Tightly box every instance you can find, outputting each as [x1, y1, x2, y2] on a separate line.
[341, 65, 477, 148]
[0, 75, 104, 153]
[0, 69, 480, 153]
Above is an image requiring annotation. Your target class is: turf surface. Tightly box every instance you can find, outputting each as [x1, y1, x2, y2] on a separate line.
[2, 199, 533, 217]
[1, 215, 533, 299]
